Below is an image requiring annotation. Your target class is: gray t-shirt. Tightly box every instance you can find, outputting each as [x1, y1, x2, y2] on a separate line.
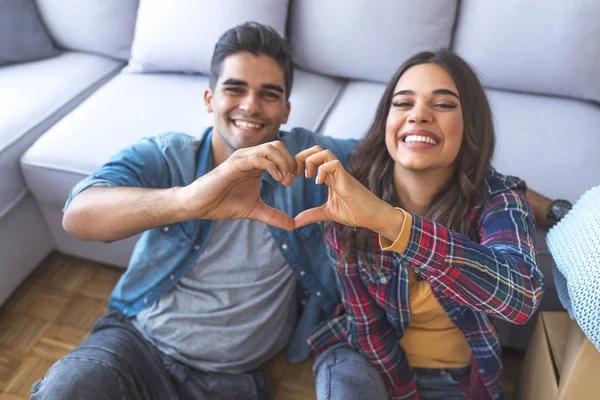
[133, 219, 298, 373]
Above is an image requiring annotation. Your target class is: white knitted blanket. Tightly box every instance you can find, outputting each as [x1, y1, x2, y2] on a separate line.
[547, 185, 600, 351]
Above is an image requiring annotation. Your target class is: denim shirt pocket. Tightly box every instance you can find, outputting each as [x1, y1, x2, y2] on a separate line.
[296, 222, 330, 264]
[296, 221, 325, 241]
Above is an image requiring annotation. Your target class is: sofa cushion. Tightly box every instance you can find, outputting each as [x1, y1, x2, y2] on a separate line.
[126, 0, 289, 74]
[319, 81, 386, 140]
[488, 89, 600, 203]
[0, 52, 123, 219]
[0, 0, 59, 66]
[35, 0, 139, 61]
[453, 0, 600, 103]
[289, 0, 457, 83]
[20, 68, 343, 207]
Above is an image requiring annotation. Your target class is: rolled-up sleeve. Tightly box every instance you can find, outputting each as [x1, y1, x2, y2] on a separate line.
[395, 187, 543, 324]
[63, 136, 171, 212]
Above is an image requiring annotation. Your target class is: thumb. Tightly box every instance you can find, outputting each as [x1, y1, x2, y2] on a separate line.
[294, 205, 330, 229]
[251, 203, 295, 231]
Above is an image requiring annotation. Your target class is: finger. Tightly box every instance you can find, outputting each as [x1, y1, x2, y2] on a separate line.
[315, 159, 345, 186]
[251, 203, 295, 231]
[306, 150, 339, 180]
[244, 156, 285, 182]
[237, 145, 291, 182]
[269, 141, 297, 184]
[260, 143, 297, 185]
[294, 205, 330, 229]
[294, 145, 324, 177]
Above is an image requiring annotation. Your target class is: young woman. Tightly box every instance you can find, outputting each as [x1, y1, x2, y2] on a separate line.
[294, 50, 544, 400]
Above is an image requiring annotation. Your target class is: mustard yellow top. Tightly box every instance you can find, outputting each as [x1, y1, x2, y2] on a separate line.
[380, 210, 472, 368]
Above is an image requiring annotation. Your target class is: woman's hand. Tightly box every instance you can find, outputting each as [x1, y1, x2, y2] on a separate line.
[294, 146, 405, 241]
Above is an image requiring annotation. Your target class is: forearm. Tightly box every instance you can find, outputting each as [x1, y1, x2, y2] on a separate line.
[62, 186, 191, 242]
[370, 205, 406, 243]
[400, 215, 543, 323]
[526, 188, 551, 227]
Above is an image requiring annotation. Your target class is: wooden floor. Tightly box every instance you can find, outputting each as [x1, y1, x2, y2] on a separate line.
[0, 252, 523, 399]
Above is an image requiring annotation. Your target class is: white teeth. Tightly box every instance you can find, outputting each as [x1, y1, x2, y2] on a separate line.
[404, 135, 438, 145]
[233, 120, 263, 129]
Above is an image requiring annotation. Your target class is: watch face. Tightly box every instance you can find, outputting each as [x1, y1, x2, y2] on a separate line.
[549, 199, 573, 223]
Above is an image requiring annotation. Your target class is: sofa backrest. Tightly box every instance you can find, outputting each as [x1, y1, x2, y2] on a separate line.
[288, 0, 458, 83]
[453, 0, 600, 104]
[35, 0, 140, 61]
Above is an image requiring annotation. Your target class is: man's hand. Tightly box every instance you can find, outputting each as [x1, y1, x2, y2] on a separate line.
[179, 141, 298, 231]
[293, 146, 404, 241]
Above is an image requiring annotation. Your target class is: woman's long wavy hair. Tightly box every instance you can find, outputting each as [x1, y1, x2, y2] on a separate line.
[337, 50, 495, 266]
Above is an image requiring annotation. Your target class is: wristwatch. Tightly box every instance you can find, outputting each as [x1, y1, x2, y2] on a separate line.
[547, 199, 573, 227]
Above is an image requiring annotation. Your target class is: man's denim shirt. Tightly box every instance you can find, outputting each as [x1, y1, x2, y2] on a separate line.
[64, 127, 358, 362]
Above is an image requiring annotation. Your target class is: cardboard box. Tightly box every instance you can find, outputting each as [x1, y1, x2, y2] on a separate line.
[516, 312, 600, 400]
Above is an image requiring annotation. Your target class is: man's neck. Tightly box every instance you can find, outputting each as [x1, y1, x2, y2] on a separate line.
[210, 132, 234, 167]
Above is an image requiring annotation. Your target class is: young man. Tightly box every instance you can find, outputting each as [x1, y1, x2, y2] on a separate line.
[30, 22, 387, 400]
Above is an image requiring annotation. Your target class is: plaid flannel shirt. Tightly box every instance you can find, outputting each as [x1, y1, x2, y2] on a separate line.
[308, 170, 544, 400]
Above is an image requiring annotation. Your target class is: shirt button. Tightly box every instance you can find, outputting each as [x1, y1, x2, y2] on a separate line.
[144, 298, 148, 304]
[163, 226, 170, 232]
[193, 245, 200, 250]
[316, 291, 321, 297]
[281, 243, 288, 250]
[479, 368, 485, 374]
[170, 274, 175, 280]
[300, 270, 306, 276]
[124, 309, 128, 314]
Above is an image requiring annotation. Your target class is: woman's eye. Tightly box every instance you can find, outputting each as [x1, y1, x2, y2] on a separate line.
[392, 102, 412, 107]
[435, 103, 457, 109]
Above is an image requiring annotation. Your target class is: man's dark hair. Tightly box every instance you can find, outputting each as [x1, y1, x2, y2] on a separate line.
[209, 22, 294, 100]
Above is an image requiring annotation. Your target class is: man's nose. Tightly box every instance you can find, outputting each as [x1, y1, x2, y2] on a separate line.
[238, 93, 260, 115]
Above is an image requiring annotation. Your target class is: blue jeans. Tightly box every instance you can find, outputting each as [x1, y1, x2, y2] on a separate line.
[413, 366, 470, 400]
[313, 343, 388, 400]
[30, 311, 268, 400]
[313, 344, 470, 400]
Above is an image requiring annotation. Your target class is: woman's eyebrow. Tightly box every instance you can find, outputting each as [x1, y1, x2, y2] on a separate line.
[433, 89, 460, 99]
[392, 89, 415, 97]
[392, 89, 460, 99]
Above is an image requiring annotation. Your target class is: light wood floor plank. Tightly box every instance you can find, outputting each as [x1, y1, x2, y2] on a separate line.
[4, 356, 53, 397]
[29, 324, 89, 363]
[0, 347, 22, 392]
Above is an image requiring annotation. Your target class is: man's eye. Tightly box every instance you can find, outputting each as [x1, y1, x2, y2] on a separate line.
[225, 87, 243, 94]
[263, 92, 279, 99]
[392, 102, 412, 107]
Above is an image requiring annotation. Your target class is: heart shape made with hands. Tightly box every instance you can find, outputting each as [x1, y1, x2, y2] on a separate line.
[257, 162, 384, 234]
[217, 143, 388, 233]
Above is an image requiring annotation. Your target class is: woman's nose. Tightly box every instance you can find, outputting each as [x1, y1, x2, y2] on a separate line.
[407, 104, 433, 124]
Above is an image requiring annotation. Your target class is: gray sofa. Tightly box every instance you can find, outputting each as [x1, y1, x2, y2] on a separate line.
[2, 0, 599, 351]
